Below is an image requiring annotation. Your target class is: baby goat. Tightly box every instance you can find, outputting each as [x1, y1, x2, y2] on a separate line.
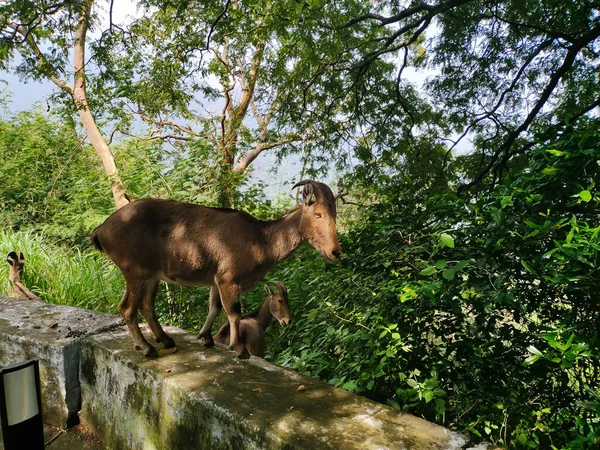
[214, 281, 291, 357]
[6, 251, 39, 300]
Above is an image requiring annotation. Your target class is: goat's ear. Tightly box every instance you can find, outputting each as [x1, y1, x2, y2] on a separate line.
[264, 284, 274, 295]
[272, 281, 287, 297]
[302, 183, 314, 206]
[19, 252, 25, 262]
[7, 251, 18, 265]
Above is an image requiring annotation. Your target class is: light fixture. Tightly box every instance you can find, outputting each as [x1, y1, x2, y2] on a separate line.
[0, 359, 44, 450]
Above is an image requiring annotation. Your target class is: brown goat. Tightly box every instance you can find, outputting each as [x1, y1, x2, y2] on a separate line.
[91, 180, 341, 358]
[6, 251, 39, 300]
[214, 281, 291, 357]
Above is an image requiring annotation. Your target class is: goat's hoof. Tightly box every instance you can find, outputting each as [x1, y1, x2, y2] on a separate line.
[237, 349, 250, 360]
[144, 346, 159, 357]
[198, 333, 214, 348]
[157, 336, 176, 349]
[232, 345, 250, 359]
[136, 344, 158, 358]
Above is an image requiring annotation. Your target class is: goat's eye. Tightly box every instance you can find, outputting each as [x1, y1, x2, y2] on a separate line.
[314, 213, 322, 218]
[278, 299, 284, 304]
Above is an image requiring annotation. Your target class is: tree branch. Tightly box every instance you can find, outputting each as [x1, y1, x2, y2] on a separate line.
[117, 128, 192, 142]
[7, 23, 74, 93]
[233, 136, 301, 173]
[458, 23, 600, 192]
[134, 110, 217, 144]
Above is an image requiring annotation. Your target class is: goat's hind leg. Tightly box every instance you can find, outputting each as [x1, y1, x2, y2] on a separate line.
[197, 286, 222, 347]
[119, 282, 158, 357]
[140, 279, 176, 349]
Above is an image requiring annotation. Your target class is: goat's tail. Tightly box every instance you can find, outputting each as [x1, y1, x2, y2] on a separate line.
[90, 227, 104, 252]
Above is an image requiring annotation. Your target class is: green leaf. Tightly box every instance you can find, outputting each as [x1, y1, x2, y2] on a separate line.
[386, 399, 401, 411]
[501, 195, 512, 209]
[434, 398, 445, 414]
[521, 260, 538, 275]
[439, 233, 455, 248]
[527, 345, 543, 356]
[566, 227, 575, 244]
[524, 220, 541, 229]
[546, 149, 568, 157]
[342, 381, 358, 391]
[454, 260, 469, 271]
[541, 167, 559, 175]
[435, 259, 447, 269]
[442, 268, 455, 280]
[406, 379, 419, 388]
[420, 267, 437, 276]
[579, 190, 592, 202]
[422, 390, 435, 403]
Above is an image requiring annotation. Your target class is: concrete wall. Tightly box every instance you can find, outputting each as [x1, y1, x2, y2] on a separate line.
[0, 298, 122, 428]
[0, 297, 489, 450]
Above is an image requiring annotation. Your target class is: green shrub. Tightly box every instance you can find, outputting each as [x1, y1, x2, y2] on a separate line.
[263, 121, 600, 448]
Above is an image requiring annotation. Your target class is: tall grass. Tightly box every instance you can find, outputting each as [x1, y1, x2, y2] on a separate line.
[0, 230, 124, 312]
[0, 230, 213, 328]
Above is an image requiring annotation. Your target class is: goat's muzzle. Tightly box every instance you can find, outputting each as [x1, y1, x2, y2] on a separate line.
[331, 249, 342, 261]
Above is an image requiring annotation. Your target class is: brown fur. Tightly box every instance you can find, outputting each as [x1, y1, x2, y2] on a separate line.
[91, 180, 341, 358]
[214, 281, 291, 357]
[6, 251, 39, 300]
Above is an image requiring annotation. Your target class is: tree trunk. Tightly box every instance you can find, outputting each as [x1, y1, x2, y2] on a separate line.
[217, 147, 236, 207]
[73, 0, 130, 209]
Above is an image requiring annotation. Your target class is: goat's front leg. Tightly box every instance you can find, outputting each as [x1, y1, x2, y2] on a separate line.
[197, 286, 222, 347]
[217, 281, 249, 359]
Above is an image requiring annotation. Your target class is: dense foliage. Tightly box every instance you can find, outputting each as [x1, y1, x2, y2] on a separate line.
[0, 108, 112, 244]
[262, 121, 600, 448]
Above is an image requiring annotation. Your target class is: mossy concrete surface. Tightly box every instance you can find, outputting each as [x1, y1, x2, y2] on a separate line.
[80, 326, 468, 450]
[0, 296, 123, 428]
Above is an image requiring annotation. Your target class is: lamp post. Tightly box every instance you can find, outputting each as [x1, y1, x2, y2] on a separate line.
[0, 359, 44, 450]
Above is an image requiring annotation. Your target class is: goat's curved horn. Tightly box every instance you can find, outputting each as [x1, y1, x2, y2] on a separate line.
[291, 179, 313, 190]
[271, 281, 287, 296]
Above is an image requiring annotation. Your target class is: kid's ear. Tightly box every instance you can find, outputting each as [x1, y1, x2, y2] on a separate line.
[7, 251, 18, 266]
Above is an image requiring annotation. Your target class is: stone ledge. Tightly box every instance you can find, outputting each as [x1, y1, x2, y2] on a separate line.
[80, 326, 467, 450]
[0, 297, 123, 428]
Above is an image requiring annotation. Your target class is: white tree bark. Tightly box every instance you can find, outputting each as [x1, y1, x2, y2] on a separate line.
[10, 0, 130, 209]
[73, 1, 129, 209]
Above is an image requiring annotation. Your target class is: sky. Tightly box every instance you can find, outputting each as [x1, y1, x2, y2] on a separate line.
[0, 1, 459, 201]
